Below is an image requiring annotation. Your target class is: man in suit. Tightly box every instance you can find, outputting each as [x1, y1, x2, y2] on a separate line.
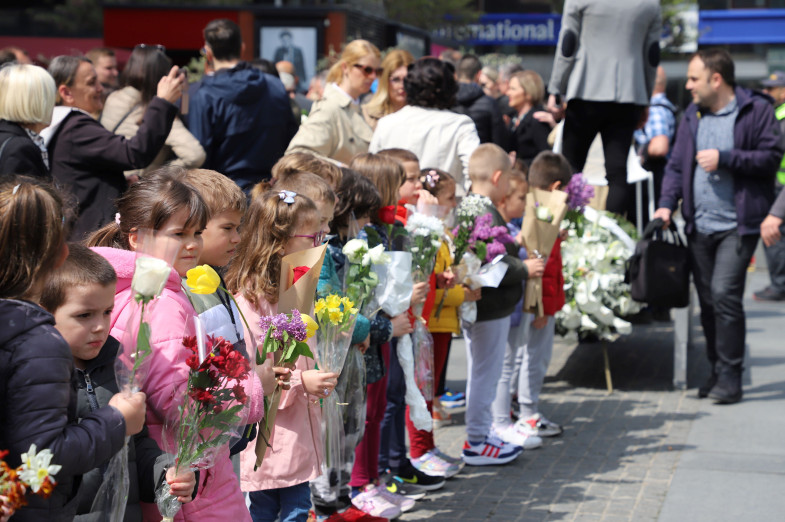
[273, 30, 307, 92]
[547, 0, 661, 216]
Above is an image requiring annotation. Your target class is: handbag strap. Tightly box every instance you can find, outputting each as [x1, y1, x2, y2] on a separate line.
[644, 218, 686, 247]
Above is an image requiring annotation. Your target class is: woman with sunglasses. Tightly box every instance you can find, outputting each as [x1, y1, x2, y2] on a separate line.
[100, 44, 205, 183]
[286, 39, 380, 165]
[363, 49, 414, 130]
[369, 57, 480, 197]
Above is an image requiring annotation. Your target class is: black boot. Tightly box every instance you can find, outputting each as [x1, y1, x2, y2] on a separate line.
[697, 372, 717, 399]
[708, 366, 743, 404]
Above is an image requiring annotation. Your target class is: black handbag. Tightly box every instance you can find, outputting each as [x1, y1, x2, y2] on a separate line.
[625, 218, 690, 308]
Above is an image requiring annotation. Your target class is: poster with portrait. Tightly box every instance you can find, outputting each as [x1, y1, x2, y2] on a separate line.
[260, 26, 317, 90]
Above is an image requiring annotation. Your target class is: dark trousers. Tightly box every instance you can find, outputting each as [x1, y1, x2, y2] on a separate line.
[763, 185, 785, 294]
[562, 100, 644, 217]
[379, 337, 406, 473]
[689, 228, 758, 372]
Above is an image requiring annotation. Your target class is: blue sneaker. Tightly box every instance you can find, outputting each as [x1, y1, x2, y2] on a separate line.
[461, 434, 523, 466]
[440, 390, 465, 408]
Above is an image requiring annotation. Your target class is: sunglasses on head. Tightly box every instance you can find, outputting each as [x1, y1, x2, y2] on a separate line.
[353, 64, 383, 76]
[136, 44, 166, 53]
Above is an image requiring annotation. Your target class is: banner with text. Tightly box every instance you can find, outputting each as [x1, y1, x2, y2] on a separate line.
[435, 14, 561, 46]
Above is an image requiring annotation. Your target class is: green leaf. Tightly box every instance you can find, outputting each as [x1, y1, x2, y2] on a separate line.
[191, 371, 213, 389]
[292, 341, 314, 359]
[133, 322, 152, 372]
[363, 226, 383, 248]
[258, 325, 273, 364]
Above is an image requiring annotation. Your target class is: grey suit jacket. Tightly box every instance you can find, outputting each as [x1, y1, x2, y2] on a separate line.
[548, 0, 661, 106]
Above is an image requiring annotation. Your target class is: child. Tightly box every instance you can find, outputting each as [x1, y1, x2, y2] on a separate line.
[0, 177, 145, 520]
[406, 168, 477, 477]
[40, 244, 196, 521]
[182, 169, 276, 469]
[459, 144, 545, 466]
[225, 188, 339, 522]
[509, 151, 571, 439]
[376, 148, 423, 213]
[272, 151, 343, 189]
[87, 167, 265, 521]
[349, 154, 441, 512]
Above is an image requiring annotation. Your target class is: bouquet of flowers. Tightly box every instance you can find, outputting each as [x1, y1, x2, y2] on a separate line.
[563, 173, 596, 238]
[405, 212, 444, 284]
[556, 210, 642, 341]
[157, 328, 252, 519]
[1, 444, 60, 515]
[253, 309, 316, 469]
[342, 238, 390, 311]
[521, 188, 569, 316]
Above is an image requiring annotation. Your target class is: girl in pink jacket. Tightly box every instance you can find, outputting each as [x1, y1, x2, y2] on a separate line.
[88, 168, 265, 522]
[225, 189, 339, 522]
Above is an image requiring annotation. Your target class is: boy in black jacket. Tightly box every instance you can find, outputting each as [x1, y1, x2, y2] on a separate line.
[41, 244, 195, 521]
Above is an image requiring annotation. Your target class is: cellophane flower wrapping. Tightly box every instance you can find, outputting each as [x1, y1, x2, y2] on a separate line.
[556, 210, 642, 341]
[156, 317, 252, 520]
[364, 251, 413, 318]
[95, 229, 178, 522]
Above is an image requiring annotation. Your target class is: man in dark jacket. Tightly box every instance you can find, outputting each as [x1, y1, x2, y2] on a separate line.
[189, 19, 297, 191]
[452, 54, 508, 148]
[654, 49, 784, 404]
[43, 56, 183, 240]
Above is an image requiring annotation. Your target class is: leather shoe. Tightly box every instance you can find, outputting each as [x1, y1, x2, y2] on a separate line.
[708, 368, 743, 404]
[697, 372, 717, 399]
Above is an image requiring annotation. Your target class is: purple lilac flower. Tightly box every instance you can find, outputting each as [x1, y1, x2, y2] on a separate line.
[565, 173, 595, 212]
[485, 241, 508, 262]
[469, 213, 494, 242]
[288, 309, 307, 341]
[259, 312, 307, 343]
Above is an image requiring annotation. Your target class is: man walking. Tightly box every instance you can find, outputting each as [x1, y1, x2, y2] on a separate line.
[654, 49, 783, 404]
[752, 71, 785, 302]
[189, 19, 297, 190]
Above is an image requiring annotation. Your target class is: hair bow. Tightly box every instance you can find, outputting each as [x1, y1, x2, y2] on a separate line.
[279, 190, 296, 205]
[425, 169, 440, 188]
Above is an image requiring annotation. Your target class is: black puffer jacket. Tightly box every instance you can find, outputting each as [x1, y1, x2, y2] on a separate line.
[0, 120, 49, 179]
[453, 82, 509, 147]
[0, 299, 126, 522]
[72, 337, 169, 522]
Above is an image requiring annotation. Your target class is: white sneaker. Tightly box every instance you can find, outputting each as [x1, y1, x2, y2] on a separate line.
[493, 422, 543, 450]
[517, 413, 563, 438]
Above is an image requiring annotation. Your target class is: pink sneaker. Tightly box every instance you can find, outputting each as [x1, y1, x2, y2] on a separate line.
[351, 485, 402, 519]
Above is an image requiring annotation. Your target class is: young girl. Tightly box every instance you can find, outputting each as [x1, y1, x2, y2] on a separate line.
[0, 176, 145, 521]
[87, 167, 265, 521]
[225, 188, 339, 522]
[407, 168, 477, 477]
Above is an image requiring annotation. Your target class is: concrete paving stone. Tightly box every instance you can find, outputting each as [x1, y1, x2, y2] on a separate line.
[577, 499, 608, 514]
[572, 515, 603, 522]
[600, 515, 632, 522]
[610, 484, 642, 499]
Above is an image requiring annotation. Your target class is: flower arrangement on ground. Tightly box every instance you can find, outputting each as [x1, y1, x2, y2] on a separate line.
[156, 334, 252, 519]
[1, 444, 61, 514]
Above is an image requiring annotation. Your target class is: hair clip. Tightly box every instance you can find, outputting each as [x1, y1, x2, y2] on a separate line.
[12, 184, 21, 195]
[279, 190, 296, 205]
[115, 213, 121, 226]
[425, 169, 440, 188]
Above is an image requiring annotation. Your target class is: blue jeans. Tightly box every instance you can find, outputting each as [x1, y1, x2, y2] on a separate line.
[689, 228, 758, 372]
[378, 337, 406, 473]
[249, 482, 311, 522]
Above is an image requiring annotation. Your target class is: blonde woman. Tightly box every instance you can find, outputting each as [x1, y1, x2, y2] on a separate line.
[363, 49, 414, 130]
[507, 70, 551, 165]
[286, 39, 380, 165]
[0, 64, 56, 178]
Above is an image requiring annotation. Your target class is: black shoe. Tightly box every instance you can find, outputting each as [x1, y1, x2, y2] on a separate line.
[390, 461, 445, 491]
[697, 373, 717, 399]
[382, 475, 428, 500]
[753, 286, 785, 302]
[708, 369, 743, 404]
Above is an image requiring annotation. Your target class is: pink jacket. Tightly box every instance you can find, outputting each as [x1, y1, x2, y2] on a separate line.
[236, 294, 324, 491]
[94, 247, 264, 521]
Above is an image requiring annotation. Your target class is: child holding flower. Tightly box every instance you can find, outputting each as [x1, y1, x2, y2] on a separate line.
[88, 167, 266, 521]
[0, 177, 146, 521]
[225, 188, 339, 522]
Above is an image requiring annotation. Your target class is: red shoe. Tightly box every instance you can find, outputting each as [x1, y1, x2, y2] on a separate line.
[327, 506, 388, 521]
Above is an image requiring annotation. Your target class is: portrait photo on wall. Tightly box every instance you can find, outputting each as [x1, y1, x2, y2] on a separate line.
[260, 26, 318, 91]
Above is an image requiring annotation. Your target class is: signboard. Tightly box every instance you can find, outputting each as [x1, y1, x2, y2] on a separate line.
[434, 14, 561, 46]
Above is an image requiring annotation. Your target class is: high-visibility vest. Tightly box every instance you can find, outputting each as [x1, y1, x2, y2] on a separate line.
[776, 103, 785, 185]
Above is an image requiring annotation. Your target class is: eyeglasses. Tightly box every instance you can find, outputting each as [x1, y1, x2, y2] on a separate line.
[136, 44, 166, 53]
[389, 76, 406, 85]
[353, 64, 383, 77]
[293, 230, 326, 247]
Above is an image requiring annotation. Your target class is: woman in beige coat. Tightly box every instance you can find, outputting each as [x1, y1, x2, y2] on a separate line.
[101, 45, 205, 181]
[286, 39, 380, 165]
[362, 49, 414, 130]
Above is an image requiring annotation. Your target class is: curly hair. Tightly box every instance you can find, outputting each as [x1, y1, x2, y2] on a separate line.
[225, 190, 318, 306]
[404, 57, 457, 110]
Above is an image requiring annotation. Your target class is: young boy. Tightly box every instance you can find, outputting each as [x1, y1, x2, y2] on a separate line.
[40, 244, 195, 521]
[511, 151, 572, 439]
[459, 144, 545, 466]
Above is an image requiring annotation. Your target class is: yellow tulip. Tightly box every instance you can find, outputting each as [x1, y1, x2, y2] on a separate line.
[302, 313, 319, 338]
[185, 265, 221, 294]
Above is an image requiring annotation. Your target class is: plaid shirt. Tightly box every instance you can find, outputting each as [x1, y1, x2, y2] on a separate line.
[634, 93, 676, 149]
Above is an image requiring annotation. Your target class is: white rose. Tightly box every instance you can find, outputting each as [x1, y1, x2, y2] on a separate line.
[613, 317, 632, 335]
[132, 256, 171, 299]
[536, 206, 553, 222]
[342, 238, 368, 264]
[365, 244, 390, 265]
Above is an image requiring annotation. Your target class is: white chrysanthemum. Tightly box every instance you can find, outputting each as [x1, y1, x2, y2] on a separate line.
[405, 213, 444, 237]
[18, 444, 61, 493]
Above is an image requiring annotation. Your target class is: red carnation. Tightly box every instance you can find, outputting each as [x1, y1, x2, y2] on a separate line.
[185, 354, 200, 370]
[293, 265, 310, 284]
[233, 384, 248, 404]
[378, 205, 396, 225]
[189, 388, 214, 405]
[182, 336, 197, 351]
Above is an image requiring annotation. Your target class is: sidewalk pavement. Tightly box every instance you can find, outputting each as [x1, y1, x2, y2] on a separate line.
[399, 269, 785, 521]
